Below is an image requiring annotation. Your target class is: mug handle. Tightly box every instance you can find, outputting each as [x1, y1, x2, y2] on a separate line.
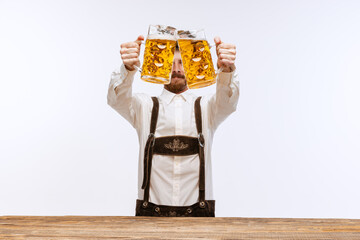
[133, 42, 146, 73]
[216, 66, 224, 75]
[134, 65, 142, 73]
[209, 43, 223, 76]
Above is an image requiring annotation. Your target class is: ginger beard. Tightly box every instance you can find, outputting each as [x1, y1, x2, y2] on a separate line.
[164, 50, 188, 94]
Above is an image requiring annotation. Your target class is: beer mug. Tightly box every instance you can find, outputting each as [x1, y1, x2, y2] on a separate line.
[138, 25, 177, 84]
[177, 29, 220, 89]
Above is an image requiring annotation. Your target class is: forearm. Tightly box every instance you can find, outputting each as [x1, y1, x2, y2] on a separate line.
[208, 70, 240, 130]
[107, 64, 138, 125]
[216, 70, 239, 109]
[212, 36, 238, 113]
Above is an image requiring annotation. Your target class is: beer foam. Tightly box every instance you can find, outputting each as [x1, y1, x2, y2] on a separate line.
[178, 37, 207, 41]
[176, 29, 206, 40]
[147, 34, 176, 40]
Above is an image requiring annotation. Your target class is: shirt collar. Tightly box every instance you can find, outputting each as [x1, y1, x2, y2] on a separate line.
[160, 88, 193, 105]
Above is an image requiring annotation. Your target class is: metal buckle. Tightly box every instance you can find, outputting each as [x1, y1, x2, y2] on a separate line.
[148, 133, 155, 147]
[198, 133, 204, 148]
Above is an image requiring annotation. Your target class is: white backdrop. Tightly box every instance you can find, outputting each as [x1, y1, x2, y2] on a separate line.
[1, 0, 360, 218]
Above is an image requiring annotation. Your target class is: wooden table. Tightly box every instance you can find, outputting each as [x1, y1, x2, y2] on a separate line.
[1, 216, 360, 239]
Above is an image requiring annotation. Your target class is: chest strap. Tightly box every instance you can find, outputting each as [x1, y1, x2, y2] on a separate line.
[194, 97, 205, 201]
[141, 97, 158, 193]
[142, 96, 205, 204]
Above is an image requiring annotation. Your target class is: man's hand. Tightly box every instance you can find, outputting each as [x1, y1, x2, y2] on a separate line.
[214, 36, 236, 73]
[120, 35, 144, 71]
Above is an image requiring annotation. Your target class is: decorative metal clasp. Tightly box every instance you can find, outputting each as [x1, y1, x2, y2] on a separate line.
[148, 133, 155, 147]
[198, 133, 204, 148]
[164, 138, 188, 152]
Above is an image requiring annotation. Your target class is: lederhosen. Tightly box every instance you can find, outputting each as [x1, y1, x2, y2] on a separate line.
[135, 96, 215, 217]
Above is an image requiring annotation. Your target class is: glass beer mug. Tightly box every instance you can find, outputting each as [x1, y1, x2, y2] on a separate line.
[176, 29, 219, 89]
[138, 25, 177, 84]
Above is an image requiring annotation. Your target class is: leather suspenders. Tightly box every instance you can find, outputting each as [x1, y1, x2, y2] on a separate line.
[195, 96, 206, 203]
[136, 96, 215, 217]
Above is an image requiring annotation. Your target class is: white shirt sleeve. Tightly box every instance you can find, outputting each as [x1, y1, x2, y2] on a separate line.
[107, 64, 142, 129]
[207, 70, 240, 131]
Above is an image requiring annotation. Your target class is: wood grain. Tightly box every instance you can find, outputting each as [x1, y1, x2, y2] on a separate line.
[1, 216, 360, 239]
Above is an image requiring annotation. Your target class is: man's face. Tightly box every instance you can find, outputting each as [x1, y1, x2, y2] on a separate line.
[165, 50, 188, 94]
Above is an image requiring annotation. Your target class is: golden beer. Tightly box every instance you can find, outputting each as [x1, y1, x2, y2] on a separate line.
[140, 38, 176, 84]
[178, 39, 216, 89]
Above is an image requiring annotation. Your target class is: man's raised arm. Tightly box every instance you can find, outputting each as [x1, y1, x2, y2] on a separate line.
[107, 35, 144, 127]
[207, 36, 240, 130]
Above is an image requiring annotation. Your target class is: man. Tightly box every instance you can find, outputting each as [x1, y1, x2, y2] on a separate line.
[107, 34, 239, 217]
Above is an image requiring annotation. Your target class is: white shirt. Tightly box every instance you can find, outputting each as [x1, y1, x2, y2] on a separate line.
[107, 64, 239, 206]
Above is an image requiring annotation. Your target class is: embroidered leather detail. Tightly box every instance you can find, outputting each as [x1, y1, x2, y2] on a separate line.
[169, 211, 177, 217]
[164, 139, 188, 152]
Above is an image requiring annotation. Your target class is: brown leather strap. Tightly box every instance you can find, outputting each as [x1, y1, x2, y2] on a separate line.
[136, 199, 215, 217]
[150, 97, 159, 134]
[142, 97, 159, 203]
[194, 96, 205, 202]
[153, 136, 199, 156]
[194, 97, 202, 134]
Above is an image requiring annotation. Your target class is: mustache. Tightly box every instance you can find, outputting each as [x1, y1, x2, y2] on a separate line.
[171, 72, 185, 79]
